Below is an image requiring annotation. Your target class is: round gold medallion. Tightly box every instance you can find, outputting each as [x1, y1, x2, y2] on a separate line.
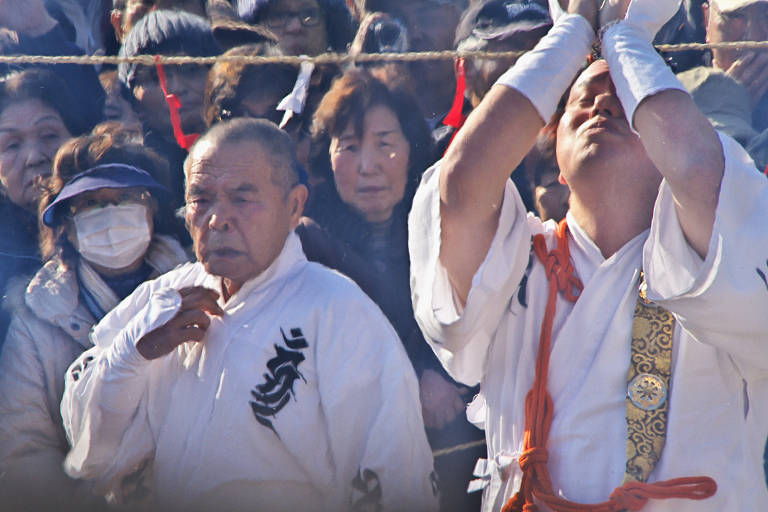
[627, 373, 667, 411]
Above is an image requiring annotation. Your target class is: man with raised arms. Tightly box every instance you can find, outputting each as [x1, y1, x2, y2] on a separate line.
[409, 0, 768, 510]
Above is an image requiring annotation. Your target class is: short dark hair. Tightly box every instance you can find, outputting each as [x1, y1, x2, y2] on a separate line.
[203, 43, 297, 127]
[0, 68, 92, 136]
[187, 118, 300, 193]
[118, 10, 221, 89]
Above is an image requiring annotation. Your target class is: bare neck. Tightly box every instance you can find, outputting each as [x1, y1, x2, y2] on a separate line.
[221, 278, 241, 303]
[567, 182, 657, 260]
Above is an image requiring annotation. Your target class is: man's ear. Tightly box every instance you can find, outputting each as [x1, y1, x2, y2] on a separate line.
[288, 184, 309, 229]
[558, 173, 567, 185]
[110, 10, 124, 42]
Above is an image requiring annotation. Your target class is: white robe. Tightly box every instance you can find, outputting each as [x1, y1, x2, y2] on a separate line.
[408, 133, 768, 511]
[62, 233, 438, 512]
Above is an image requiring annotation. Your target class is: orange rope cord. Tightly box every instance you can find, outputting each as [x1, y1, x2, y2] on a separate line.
[502, 219, 716, 512]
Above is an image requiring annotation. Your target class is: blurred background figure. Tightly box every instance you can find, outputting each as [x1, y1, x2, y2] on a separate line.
[524, 128, 569, 223]
[307, 66, 483, 512]
[674, 0, 768, 170]
[432, 0, 551, 156]
[99, 70, 143, 137]
[0, 0, 105, 127]
[455, 0, 551, 107]
[0, 69, 98, 345]
[118, 9, 220, 211]
[204, 42, 296, 127]
[703, 0, 768, 129]
[110, 0, 207, 44]
[236, 0, 356, 55]
[203, 42, 332, 185]
[0, 126, 187, 512]
[357, 0, 467, 123]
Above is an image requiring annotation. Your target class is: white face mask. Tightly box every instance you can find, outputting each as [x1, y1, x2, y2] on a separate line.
[74, 203, 152, 270]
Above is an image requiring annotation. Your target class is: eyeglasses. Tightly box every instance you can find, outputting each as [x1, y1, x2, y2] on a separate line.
[264, 8, 322, 29]
[67, 189, 152, 216]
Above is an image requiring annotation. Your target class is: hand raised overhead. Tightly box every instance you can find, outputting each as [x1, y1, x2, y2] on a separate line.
[567, 0, 600, 30]
[136, 286, 224, 360]
[600, 0, 682, 41]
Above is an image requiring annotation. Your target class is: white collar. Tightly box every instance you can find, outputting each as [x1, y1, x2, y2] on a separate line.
[565, 211, 648, 286]
[214, 232, 307, 312]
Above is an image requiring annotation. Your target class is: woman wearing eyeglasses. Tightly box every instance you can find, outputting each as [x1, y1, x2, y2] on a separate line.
[237, 0, 356, 55]
[0, 127, 188, 511]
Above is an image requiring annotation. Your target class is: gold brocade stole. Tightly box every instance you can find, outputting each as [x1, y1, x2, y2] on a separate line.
[622, 279, 675, 485]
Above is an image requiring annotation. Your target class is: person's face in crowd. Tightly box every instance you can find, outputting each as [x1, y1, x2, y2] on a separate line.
[230, 93, 285, 125]
[261, 0, 329, 55]
[390, 0, 461, 53]
[185, 139, 307, 296]
[533, 168, 569, 222]
[113, 0, 207, 42]
[0, 99, 71, 210]
[464, 28, 548, 107]
[329, 104, 410, 223]
[704, 1, 768, 71]
[555, 61, 650, 185]
[370, 0, 462, 116]
[132, 62, 209, 138]
[65, 186, 155, 275]
[101, 85, 143, 137]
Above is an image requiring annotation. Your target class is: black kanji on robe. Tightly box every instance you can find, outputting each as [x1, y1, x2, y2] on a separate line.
[249, 327, 308, 435]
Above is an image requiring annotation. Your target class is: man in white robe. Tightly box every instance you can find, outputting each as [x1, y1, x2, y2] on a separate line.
[409, 0, 768, 510]
[62, 118, 438, 512]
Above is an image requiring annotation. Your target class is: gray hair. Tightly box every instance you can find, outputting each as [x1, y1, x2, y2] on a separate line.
[184, 118, 301, 194]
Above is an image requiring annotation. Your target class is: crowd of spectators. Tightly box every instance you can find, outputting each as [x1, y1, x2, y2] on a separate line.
[0, 0, 765, 510]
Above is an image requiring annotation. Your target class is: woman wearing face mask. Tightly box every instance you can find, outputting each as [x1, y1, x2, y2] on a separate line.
[0, 128, 188, 511]
[304, 67, 484, 512]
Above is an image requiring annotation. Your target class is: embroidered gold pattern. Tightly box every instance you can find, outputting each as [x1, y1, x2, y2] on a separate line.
[623, 294, 674, 484]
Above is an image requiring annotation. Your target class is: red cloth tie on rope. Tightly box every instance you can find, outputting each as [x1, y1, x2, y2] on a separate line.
[441, 58, 468, 155]
[155, 56, 199, 150]
[502, 219, 716, 512]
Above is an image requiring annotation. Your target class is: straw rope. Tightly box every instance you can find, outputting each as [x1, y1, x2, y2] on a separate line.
[432, 439, 486, 458]
[1, 39, 768, 67]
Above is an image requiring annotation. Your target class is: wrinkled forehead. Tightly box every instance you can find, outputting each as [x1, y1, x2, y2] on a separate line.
[187, 140, 255, 178]
[567, 60, 613, 104]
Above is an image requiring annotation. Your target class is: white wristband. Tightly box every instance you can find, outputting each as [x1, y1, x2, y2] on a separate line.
[601, 21, 687, 131]
[495, 13, 594, 123]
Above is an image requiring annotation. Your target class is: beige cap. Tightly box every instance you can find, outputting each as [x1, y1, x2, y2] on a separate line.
[678, 66, 756, 144]
[711, 0, 767, 13]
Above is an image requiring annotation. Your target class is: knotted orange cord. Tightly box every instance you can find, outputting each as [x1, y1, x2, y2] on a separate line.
[502, 219, 716, 512]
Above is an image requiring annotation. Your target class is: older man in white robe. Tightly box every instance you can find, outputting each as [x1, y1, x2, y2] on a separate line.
[409, 0, 768, 510]
[62, 118, 438, 512]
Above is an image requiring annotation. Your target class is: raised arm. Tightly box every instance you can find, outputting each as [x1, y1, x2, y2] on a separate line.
[439, 0, 597, 304]
[600, 0, 725, 258]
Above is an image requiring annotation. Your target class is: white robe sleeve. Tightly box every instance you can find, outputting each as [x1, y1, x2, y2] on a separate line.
[408, 162, 533, 385]
[61, 280, 182, 498]
[315, 287, 438, 512]
[644, 132, 768, 376]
